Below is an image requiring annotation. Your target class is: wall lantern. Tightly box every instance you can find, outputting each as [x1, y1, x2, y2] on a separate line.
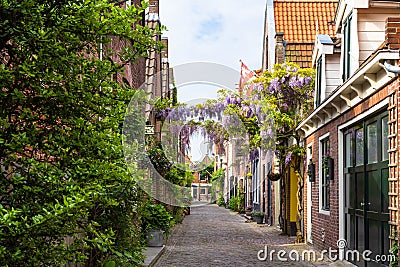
[308, 161, 315, 182]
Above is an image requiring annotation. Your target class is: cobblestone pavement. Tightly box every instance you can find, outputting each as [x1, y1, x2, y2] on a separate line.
[153, 204, 333, 267]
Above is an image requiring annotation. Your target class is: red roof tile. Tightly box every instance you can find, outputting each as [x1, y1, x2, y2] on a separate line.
[274, 0, 337, 44]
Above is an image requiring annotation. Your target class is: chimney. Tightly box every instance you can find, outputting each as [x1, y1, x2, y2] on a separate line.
[275, 32, 285, 64]
[386, 17, 400, 50]
[149, 0, 159, 14]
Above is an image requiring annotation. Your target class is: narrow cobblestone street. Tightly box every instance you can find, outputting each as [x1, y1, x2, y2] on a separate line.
[153, 204, 333, 267]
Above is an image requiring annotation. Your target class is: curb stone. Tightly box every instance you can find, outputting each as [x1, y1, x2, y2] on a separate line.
[142, 245, 166, 267]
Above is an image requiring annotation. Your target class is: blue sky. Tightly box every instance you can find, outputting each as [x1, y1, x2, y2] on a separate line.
[196, 14, 223, 41]
[159, 0, 266, 72]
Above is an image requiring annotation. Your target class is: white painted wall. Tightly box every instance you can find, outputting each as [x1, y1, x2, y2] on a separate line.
[358, 8, 400, 63]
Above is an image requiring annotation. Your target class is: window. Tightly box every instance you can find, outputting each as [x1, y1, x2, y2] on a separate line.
[343, 15, 352, 81]
[315, 57, 323, 106]
[345, 132, 353, 167]
[320, 137, 330, 211]
[355, 128, 364, 166]
[367, 122, 378, 163]
[200, 188, 206, 195]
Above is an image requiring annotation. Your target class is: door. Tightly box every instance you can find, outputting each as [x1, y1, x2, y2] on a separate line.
[343, 112, 389, 266]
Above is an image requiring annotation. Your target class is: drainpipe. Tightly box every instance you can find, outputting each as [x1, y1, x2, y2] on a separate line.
[384, 61, 400, 74]
[283, 40, 288, 63]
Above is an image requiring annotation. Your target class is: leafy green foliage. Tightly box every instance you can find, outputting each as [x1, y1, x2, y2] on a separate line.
[210, 169, 224, 202]
[147, 141, 194, 186]
[140, 202, 174, 235]
[390, 231, 399, 267]
[217, 197, 225, 207]
[0, 0, 162, 266]
[250, 210, 264, 217]
[198, 161, 214, 181]
[228, 195, 243, 212]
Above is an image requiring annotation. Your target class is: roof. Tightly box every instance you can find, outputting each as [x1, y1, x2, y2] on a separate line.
[274, 0, 337, 67]
[274, 0, 337, 43]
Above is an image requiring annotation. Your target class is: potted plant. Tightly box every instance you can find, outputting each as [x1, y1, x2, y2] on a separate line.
[245, 205, 252, 216]
[323, 153, 334, 180]
[141, 203, 174, 247]
[267, 172, 281, 181]
[251, 210, 265, 224]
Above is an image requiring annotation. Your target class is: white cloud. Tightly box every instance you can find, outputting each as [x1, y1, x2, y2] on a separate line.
[159, 0, 266, 72]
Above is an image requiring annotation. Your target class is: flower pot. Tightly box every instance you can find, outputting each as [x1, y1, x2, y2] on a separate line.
[267, 172, 281, 181]
[245, 210, 252, 216]
[146, 229, 165, 247]
[253, 215, 264, 224]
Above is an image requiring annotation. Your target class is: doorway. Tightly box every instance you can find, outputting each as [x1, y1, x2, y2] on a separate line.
[343, 112, 389, 266]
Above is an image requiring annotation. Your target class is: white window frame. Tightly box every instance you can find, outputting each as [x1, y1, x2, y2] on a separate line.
[315, 56, 322, 107]
[319, 132, 330, 215]
[252, 159, 260, 205]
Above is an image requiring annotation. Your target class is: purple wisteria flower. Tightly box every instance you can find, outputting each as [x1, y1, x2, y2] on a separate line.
[267, 128, 274, 139]
[249, 148, 260, 161]
[285, 152, 293, 164]
[260, 130, 267, 139]
[225, 95, 235, 105]
[246, 109, 253, 118]
[289, 76, 302, 88]
[268, 78, 280, 94]
[252, 83, 265, 92]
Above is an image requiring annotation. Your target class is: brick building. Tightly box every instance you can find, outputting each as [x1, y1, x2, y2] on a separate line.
[108, 0, 147, 89]
[145, 0, 174, 140]
[261, 0, 337, 236]
[298, 1, 400, 265]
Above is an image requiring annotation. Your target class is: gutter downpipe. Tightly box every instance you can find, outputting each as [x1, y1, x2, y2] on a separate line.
[384, 61, 400, 74]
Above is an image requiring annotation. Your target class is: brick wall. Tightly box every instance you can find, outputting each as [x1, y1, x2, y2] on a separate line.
[149, 0, 159, 14]
[386, 17, 400, 50]
[106, 0, 147, 90]
[305, 86, 390, 251]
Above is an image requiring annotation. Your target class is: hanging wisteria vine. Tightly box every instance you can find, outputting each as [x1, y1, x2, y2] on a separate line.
[156, 63, 314, 164]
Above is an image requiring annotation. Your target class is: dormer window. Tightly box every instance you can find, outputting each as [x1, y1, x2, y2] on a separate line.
[312, 34, 338, 108]
[342, 14, 352, 81]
